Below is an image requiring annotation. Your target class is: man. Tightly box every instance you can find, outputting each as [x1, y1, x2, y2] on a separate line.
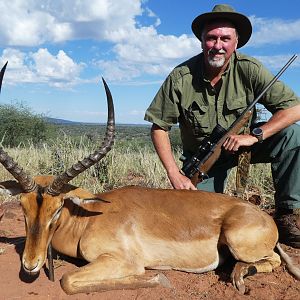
[144, 4, 300, 248]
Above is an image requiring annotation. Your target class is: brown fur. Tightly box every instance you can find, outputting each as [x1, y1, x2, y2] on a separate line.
[1, 175, 296, 295]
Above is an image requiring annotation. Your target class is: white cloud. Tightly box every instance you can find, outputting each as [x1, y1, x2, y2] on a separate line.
[0, 0, 72, 46]
[0, 0, 143, 46]
[95, 60, 141, 81]
[1, 1, 300, 85]
[144, 7, 161, 27]
[254, 54, 300, 70]
[0, 48, 84, 88]
[32, 48, 84, 81]
[115, 33, 199, 63]
[97, 31, 200, 81]
[129, 109, 145, 116]
[0, 48, 36, 82]
[248, 16, 300, 47]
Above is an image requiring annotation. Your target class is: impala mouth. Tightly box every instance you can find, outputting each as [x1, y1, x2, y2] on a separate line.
[22, 259, 43, 275]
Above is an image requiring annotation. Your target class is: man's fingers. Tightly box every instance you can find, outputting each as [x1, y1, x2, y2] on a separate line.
[190, 184, 197, 190]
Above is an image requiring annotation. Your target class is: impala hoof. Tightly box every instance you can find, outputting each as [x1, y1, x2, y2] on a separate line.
[156, 273, 172, 288]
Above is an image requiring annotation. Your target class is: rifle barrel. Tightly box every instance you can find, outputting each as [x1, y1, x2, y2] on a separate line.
[247, 54, 297, 112]
[227, 54, 298, 132]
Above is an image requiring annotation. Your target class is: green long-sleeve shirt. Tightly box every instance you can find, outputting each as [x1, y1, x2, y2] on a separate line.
[145, 52, 300, 154]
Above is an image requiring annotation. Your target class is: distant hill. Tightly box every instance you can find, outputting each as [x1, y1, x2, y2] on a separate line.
[44, 117, 83, 125]
[44, 117, 150, 127]
[44, 117, 107, 125]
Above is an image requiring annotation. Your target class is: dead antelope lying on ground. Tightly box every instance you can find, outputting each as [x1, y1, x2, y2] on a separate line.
[0, 70, 299, 295]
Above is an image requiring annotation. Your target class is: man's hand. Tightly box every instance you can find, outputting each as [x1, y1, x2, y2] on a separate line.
[222, 134, 258, 152]
[151, 124, 197, 190]
[167, 170, 197, 190]
[223, 104, 300, 153]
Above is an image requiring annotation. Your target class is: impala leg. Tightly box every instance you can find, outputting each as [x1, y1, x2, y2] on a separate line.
[231, 251, 281, 294]
[222, 206, 281, 293]
[60, 253, 171, 295]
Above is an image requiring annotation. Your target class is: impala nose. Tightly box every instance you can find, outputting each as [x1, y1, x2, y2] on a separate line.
[22, 259, 41, 275]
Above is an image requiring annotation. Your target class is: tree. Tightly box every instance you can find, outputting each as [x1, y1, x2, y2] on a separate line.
[0, 102, 50, 147]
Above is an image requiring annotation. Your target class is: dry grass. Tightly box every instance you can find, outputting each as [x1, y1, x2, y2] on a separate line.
[0, 136, 275, 208]
[0, 137, 172, 193]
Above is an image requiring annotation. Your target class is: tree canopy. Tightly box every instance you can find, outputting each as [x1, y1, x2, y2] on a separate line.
[0, 102, 50, 147]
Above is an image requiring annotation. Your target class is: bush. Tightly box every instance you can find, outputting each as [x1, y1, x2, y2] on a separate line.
[0, 102, 52, 147]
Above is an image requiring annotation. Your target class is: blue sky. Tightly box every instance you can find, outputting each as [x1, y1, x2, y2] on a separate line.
[0, 0, 299, 124]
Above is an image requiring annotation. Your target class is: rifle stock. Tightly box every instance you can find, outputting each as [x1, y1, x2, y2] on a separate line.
[190, 111, 253, 186]
[182, 54, 298, 186]
[200, 111, 252, 173]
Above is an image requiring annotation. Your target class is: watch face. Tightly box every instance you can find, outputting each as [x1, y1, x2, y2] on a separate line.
[252, 127, 263, 143]
[253, 127, 263, 135]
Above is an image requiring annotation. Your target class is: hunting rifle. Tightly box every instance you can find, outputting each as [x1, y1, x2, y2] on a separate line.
[181, 54, 298, 186]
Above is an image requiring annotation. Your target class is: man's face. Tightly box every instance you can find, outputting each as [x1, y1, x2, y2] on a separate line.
[201, 20, 238, 69]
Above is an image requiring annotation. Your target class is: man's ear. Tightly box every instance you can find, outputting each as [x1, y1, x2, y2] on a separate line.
[0, 180, 24, 196]
[235, 37, 238, 50]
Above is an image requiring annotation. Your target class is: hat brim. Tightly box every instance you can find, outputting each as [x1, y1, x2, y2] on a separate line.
[192, 12, 252, 48]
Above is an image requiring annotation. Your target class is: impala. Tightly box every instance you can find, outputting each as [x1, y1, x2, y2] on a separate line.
[0, 63, 299, 295]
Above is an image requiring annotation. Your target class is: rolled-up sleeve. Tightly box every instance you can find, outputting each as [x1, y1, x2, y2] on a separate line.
[144, 75, 180, 131]
[254, 63, 300, 113]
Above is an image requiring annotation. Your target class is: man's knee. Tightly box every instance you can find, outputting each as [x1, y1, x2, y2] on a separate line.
[276, 124, 300, 146]
[268, 124, 300, 155]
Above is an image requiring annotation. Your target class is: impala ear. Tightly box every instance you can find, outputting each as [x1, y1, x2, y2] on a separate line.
[0, 180, 24, 196]
[63, 195, 110, 206]
[63, 188, 110, 206]
[82, 197, 110, 204]
[64, 195, 83, 206]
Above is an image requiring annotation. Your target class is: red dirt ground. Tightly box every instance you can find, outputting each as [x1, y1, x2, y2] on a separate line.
[0, 200, 300, 300]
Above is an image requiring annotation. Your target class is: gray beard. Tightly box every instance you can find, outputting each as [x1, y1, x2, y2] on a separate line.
[207, 55, 226, 68]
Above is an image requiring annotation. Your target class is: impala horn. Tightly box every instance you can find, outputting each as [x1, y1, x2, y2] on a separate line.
[0, 61, 8, 93]
[0, 149, 38, 192]
[46, 78, 115, 196]
[0, 61, 37, 192]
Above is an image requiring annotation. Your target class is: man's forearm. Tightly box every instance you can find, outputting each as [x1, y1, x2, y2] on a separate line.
[260, 104, 300, 140]
[150, 124, 197, 190]
[150, 124, 179, 174]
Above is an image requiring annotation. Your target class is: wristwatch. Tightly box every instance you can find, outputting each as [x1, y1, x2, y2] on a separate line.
[251, 127, 263, 143]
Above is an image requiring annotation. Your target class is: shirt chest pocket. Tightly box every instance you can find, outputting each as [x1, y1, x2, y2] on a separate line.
[225, 95, 254, 116]
[224, 94, 255, 128]
[183, 102, 211, 136]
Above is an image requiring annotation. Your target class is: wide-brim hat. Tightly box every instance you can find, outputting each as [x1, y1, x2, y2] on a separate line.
[192, 4, 252, 48]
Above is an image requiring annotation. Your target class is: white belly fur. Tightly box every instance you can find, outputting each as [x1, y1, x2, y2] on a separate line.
[115, 222, 221, 272]
[148, 257, 219, 273]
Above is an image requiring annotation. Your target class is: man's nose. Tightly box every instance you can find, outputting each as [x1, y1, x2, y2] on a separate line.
[213, 38, 223, 50]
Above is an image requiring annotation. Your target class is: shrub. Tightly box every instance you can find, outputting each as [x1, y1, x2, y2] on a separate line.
[0, 102, 52, 147]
